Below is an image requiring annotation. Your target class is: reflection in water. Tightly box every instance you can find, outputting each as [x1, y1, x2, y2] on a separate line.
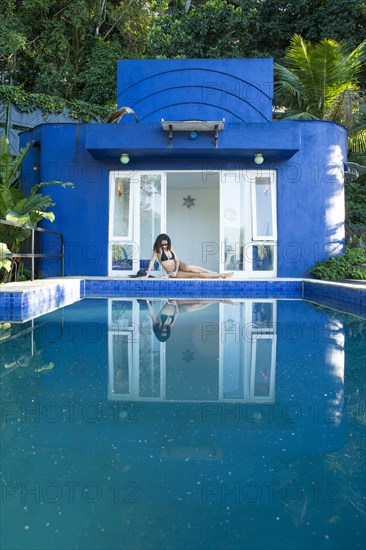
[108, 299, 277, 403]
[1, 298, 363, 550]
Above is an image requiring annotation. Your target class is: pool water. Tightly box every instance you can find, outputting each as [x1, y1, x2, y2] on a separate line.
[1, 298, 365, 550]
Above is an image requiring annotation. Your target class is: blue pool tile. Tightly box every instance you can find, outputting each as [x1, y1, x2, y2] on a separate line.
[1, 278, 364, 321]
[83, 279, 304, 299]
[0, 280, 81, 322]
[303, 281, 366, 318]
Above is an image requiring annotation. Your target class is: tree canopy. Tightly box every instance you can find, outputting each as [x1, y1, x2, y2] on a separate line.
[1, 0, 366, 107]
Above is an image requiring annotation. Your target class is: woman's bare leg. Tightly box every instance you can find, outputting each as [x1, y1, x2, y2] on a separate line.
[173, 271, 233, 279]
[178, 261, 213, 274]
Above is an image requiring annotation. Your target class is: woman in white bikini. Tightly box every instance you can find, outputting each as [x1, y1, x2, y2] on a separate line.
[145, 233, 233, 279]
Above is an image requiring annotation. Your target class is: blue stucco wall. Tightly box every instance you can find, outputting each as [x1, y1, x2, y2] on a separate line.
[20, 119, 347, 278]
[21, 124, 111, 277]
[277, 121, 347, 277]
[117, 59, 273, 123]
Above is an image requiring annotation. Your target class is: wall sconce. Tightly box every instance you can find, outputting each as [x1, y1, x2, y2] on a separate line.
[254, 153, 264, 165]
[120, 153, 130, 164]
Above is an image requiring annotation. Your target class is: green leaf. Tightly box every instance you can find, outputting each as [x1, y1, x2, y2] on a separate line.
[33, 211, 55, 222]
[275, 34, 366, 151]
[29, 180, 74, 197]
[0, 258, 12, 271]
[0, 136, 33, 188]
[0, 241, 12, 272]
[5, 210, 32, 225]
[0, 185, 15, 213]
[0, 241, 12, 255]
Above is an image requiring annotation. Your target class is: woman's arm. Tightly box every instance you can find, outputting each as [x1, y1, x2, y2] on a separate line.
[170, 301, 179, 326]
[145, 252, 158, 278]
[170, 247, 179, 277]
[146, 300, 157, 323]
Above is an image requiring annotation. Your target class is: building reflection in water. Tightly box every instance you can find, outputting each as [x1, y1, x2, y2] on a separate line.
[108, 299, 278, 403]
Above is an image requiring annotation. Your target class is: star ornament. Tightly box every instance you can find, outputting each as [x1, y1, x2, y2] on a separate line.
[183, 195, 195, 208]
[182, 349, 195, 363]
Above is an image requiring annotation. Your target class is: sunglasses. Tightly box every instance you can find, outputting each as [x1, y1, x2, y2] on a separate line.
[161, 242, 169, 247]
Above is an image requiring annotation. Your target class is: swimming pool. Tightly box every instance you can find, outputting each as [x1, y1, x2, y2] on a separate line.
[1, 297, 365, 550]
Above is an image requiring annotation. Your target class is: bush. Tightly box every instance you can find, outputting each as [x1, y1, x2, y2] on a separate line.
[309, 247, 366, 280]
[0, 85, 110, 122]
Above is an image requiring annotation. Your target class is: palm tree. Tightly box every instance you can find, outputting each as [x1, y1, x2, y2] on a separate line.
[274, 34, 366, 152]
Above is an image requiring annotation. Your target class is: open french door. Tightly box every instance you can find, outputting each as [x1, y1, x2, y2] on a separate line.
[220, 169, 277, 277]
[108, 171, 166, 275]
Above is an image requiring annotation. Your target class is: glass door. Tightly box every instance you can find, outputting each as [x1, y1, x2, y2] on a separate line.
[138, 173, 166, 273]
[220, 171, 247, 274]
[219, 300, 277, 403]
[108, 298, 166, 401]
[220, 170, 277, 277]
[109, 171, 166, 275]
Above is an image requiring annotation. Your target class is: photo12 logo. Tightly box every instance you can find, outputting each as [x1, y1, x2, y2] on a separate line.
[1, 481, 140, 505]
[200, 481, 340, 505]
[1, 401, 139, 424]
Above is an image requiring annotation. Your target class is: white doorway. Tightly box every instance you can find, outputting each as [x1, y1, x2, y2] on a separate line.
[166, 171, 220, 272]
[108, 169, 277, 277]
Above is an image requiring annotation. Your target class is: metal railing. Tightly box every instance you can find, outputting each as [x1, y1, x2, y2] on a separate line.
[0, 219, 64, 280]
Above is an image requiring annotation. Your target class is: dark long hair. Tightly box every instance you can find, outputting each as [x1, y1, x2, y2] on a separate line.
[152, 323, 171, 342]
[153, 233, 171, 253]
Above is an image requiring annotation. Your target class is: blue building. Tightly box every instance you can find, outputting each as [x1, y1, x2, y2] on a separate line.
[21, 58, 347, 278]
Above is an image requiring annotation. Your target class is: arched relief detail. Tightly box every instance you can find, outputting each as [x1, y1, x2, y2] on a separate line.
[118, 67, 273, 123]
[138, 102, 247, 123]
[126, 86, 269, 123]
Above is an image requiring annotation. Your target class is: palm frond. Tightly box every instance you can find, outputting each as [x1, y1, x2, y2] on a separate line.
[274, 62, 303, 107]
[348, 127, 366, 154]
[324, 88, 363, 130]
[276, 34, 366, 152]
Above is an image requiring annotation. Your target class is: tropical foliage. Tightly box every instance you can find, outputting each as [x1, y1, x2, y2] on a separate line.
[0, 135, 73, 281]
[274, 34, 366, 152]
[309, 246, 366, 280]
[146, 0, 258, 58]
[0, 85, 110, 121]
[0, 0, 169, 106]
[1, 1, 366, 105]
[346, 176, 366, 232]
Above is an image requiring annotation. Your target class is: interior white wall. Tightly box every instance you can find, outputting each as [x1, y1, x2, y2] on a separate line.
[167, 186, 220, 272]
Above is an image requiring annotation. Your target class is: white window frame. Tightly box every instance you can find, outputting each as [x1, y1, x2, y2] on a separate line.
[249, 334, 277, 403]
[109, 171, 135, 241]
[251, 170, 277, 241]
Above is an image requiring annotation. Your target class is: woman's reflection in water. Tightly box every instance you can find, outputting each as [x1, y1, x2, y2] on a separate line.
[145, 299, 232, 342]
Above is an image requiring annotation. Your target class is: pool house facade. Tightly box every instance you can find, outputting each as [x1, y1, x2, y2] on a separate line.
[20, 58, 348, 279]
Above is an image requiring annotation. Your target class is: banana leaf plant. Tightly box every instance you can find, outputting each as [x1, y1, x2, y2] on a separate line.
[0, 135, 73, 281]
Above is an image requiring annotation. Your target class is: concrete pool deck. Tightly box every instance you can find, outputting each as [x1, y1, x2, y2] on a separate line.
[0, 276, 365, 322]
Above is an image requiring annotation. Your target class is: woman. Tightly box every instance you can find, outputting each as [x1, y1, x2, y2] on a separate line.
[146, 299, 179, 342]
[145, 234, 233, 279]
[145, 298, 234, 342]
